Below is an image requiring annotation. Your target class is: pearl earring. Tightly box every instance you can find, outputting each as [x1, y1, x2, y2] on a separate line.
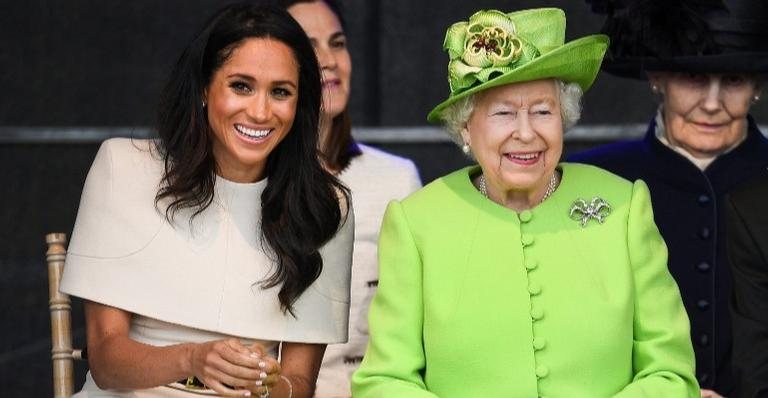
[753, 95, 761, 103]
[462, 144, 471, 154]
[202, 100, 207, 108]
[651, 84, 659, 94]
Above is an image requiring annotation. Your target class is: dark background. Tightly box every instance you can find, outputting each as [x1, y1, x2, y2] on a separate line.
[1, 0, 663, 127]
[1, 1, 766, 396]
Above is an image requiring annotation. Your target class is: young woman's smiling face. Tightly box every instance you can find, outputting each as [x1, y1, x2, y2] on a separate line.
[205, 38, 299, 183]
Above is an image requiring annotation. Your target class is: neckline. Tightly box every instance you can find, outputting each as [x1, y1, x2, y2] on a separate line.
[461, 164, 569, 219]
[215, 174, 268, 195]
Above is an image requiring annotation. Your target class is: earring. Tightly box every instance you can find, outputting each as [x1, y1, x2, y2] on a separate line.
[462, 143, 471, 154]
[753, 95, 761, 103]
[202, 100, 207, 108]
[651, 84, 659, 94]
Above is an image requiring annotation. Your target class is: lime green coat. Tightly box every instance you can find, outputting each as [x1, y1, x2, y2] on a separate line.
[352, 164, 698, 398]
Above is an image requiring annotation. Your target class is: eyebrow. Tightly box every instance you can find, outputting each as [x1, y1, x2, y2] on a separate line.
[308, 31, 345, 45]
[227, 73, 297, 89]
[529, 98, 556, 106]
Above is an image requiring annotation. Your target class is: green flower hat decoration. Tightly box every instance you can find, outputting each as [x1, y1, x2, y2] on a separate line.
[428, 8, 609, 123]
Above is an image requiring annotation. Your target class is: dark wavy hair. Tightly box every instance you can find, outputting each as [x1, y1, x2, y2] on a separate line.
[278, 0, 362, 171]
[155, 2, 349, 315]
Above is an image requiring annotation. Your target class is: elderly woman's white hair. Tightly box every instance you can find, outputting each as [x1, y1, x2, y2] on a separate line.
[440, 79, 583, 149]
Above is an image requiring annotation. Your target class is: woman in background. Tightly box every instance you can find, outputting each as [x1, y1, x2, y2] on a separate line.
[281, 1, 421, 396]
[61, 3, 353, 397]
[571, 2, 768, 395]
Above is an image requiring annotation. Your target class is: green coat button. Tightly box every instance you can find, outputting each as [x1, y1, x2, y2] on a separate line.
[521, 234, 534, 246]
[528, 282, 542, 295]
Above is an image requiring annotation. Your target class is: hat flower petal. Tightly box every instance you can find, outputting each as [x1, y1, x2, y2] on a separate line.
[448, 59, 482, 92]
[464, 40, 493, 67]
[448, 10, 528, 93]
[443, 21, 468, 60]
[468, 9, 516, 34]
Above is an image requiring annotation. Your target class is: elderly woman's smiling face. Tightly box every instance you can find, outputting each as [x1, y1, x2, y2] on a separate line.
[462, 78, 563, 206]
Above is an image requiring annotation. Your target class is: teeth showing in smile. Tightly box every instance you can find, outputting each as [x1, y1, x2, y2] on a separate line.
[508, 152, 539, 160]
[235, 124, 270, 139]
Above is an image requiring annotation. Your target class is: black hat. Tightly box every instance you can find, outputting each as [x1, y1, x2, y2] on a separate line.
[586, 0, 768, 79]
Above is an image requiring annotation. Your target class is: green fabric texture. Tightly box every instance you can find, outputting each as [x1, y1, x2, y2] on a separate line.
[352, 163, 699, 397]
[427, 8, 609, 123]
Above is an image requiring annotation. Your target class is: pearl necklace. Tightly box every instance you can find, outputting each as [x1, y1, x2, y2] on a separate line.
[478, 172, 559, 204]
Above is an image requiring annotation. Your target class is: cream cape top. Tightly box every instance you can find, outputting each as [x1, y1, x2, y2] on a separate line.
[61, 138, 353, 344]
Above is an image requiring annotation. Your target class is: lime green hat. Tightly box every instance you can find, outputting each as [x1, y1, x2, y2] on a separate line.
[427, 8, 609, 123]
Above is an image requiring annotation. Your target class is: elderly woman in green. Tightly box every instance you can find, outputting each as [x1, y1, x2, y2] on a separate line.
[352, 8, 698, 398]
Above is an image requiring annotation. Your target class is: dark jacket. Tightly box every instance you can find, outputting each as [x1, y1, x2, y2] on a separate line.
[726, 169, 768, 398]
[569, 116, 768, 395]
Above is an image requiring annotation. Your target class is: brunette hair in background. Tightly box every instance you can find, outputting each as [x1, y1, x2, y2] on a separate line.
[278, 0, 362, 172]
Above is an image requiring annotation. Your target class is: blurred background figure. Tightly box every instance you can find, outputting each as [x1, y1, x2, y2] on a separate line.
[726, 169, 768, 398]
[280, 1, 422, 396]
[60, 3, 353, 397]
[571, 1, 768, 396]
[354, 8, 698, 397]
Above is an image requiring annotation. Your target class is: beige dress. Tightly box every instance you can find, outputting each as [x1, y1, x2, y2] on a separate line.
[314, 144, 421, 397]
[61, 138, 354, 397]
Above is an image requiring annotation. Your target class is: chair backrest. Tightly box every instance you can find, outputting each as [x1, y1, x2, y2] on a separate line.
[46, 233, 84, 398]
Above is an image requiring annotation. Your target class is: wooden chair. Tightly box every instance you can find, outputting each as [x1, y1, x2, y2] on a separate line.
[46, 233, 84, 398]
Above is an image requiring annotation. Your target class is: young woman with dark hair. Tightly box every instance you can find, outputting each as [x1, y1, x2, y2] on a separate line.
[279, 1, 422, 396]
[60, 3, 353, 397]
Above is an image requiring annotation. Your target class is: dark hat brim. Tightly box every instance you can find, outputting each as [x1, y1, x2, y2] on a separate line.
[603, 52, 768, 80]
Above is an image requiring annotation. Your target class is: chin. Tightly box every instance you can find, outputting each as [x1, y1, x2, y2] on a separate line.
[328, 106, 346, 120]
[323, 97, 348, 119]
[698, 145, 732, 156]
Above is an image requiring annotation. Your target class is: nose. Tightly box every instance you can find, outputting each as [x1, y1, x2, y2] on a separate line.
[702, 77, 723, 113]
[247, 92, 270, 122]
[514, 111, 536, 142]
[316, 45, 337, 70]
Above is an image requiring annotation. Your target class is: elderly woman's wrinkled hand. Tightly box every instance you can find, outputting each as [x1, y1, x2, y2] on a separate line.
[699, 389, 725, 398]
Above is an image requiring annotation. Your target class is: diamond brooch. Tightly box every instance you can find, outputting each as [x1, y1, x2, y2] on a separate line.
[569, 197, 611, 227]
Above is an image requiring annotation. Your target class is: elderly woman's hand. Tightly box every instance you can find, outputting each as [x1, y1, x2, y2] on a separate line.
[188, 338, 268, 397]
[700, 389, 725, 398]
